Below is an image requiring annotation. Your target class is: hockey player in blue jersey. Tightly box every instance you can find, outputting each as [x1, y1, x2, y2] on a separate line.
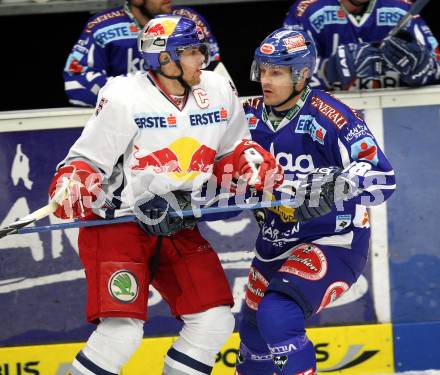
[283, 0, 440, 90]
[63, 0, 224, 106]
[235, 28, 396, 374]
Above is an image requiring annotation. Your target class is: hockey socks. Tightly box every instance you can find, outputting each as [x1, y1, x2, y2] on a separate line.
[236, 317, 275, 375]
[268, 337, 316, 374]
[257, 292, 316, 375]
[70, 351, 118, 375]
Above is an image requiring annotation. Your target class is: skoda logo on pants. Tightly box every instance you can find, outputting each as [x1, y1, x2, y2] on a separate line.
[108, 270, 139, 303]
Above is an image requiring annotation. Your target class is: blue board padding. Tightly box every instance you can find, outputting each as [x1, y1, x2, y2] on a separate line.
[393, 321, 440, 371]
[383, 105, 440, 323]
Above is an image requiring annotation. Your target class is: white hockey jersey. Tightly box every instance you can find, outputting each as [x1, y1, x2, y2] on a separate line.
[63, 70, 250, 217]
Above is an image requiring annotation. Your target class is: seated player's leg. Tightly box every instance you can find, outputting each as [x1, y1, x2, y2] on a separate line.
[70, 223, 154, 374]
[154, 228, 235, 375]
[258, 240, 368, 375]
[236, 258, 280, 375]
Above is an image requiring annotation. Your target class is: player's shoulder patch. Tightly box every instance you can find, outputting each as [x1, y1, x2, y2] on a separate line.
[295, 0, 320, 17]
[309, 90, 351, 130]
[85, 6, 127, 33]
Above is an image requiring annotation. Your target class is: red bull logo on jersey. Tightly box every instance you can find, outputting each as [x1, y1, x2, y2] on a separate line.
[131, 137, 216, 181]
[189, 108, 228, 126]
[377, 7, 406, 27]
[295, 115, 326, 145]
[309, 6, 347, 33]
[350, 136, 379, 166]
[134, 113, 178, 129]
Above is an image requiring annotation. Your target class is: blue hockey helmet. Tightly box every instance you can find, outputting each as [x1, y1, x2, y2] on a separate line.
[138, 15, 210, 71]
[251, 28, 317, 83]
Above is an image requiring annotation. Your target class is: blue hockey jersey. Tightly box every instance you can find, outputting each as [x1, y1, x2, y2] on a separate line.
[244, 86, 395, 260]
[63, 3, 220, 106]
[283, 0, 440, 90]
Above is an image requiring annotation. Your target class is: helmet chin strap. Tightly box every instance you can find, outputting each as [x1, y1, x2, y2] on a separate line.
[272, 88, 300, 109]
[157, 61, 190, 92]
[271, 80, 304, 110]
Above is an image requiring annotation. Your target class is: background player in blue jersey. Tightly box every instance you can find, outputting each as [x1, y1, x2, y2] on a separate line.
[63, 0, 226, 106]
[283, 0, 440, 90]
[235, 28, 396, 374]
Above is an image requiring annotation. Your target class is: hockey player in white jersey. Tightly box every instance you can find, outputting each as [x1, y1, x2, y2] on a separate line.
[63, 0, 230, 106]
[48, 15, 281, 375]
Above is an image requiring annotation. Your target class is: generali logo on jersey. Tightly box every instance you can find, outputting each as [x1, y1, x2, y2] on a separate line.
[310, 96, 348, 130]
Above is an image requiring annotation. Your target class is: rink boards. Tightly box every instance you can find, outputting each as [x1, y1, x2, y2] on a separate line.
[0, 324, 395, 375]
[1, 322, 439, 374]
[1, 87, 440, 373]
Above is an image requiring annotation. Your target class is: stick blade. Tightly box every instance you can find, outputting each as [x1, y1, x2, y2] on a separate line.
[0, 218, 36, 239]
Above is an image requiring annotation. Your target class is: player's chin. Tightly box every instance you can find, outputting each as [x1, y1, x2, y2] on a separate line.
[161, 0, 172, 12]
[263, 93, 277, 105]
[187, 73, 202, 86]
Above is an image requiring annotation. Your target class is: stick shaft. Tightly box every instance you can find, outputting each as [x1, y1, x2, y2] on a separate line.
[16, 197, 296, 235]
[388, 0, 431, 37]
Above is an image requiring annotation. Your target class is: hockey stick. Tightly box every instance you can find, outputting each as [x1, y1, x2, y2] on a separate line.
[2, 196, 297, 236]
[388, 0, 431, 38]
[0, 179, 71, 239]
[0, 202, 60, 239]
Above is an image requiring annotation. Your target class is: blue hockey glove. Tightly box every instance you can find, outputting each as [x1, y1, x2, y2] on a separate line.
[325, 43, 383, 86]
[382, 32, 439, 86]
[294, 167, 355, 222]
[134, 191, 197, 236]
